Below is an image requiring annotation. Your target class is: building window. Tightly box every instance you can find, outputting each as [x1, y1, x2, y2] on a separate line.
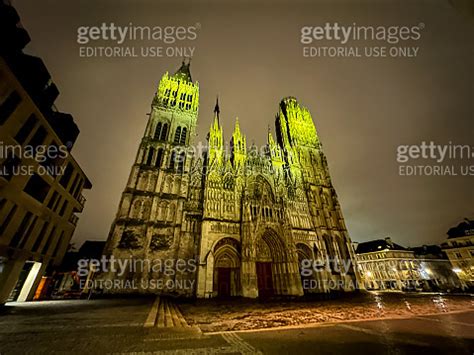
[154, 122, 162, 139]
[53, 196, 62, 212]
[68, 174, 79, 194]
[177, 151, 185, 173]
[0, 204, 17, 235]
[41, 226, 56, 255]
[32, 222, 49, 252]
[59, 200, 68, 216]
[59, 162, 74, 188]
[160, 123, 168, 140]
[19, 216, 38, 248]
[171, 90, 177, 106]
[71, 177, 83, 199]
[180, 127, 187, 145]
[14, 114, 38, 144]
[0, 90, 21, 125]
[52, 231, 65, 258]
[169, 151, 176, 170]
[179, 93, 185, 109]
[27, 125, 47, 151]
[40, 141, 64, 177]
[9, 211, 34, 248]
[186, 94, 193, 110]
[24, 174, 50, 203]
[0, 154, 21, 181]
[156, 148, 163, 168]
[146, 147, 155, 166]
[174, 127, 181, 144]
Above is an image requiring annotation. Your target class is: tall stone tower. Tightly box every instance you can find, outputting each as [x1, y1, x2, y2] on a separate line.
[274, 97, 357, 286]
[103, 60, 200, 295]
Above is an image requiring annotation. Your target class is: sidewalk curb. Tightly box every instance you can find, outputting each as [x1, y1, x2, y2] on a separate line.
[203, 308, 474, 335]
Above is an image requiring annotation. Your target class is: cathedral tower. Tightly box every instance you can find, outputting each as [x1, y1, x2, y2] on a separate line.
[102, 61, 200, 295]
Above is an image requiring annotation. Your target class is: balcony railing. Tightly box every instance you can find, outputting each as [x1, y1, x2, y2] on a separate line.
[69, 213, 79, 226]
[78, 194, 86, 206]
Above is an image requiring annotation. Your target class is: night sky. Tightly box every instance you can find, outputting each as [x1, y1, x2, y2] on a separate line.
[13, 0, 473, 247]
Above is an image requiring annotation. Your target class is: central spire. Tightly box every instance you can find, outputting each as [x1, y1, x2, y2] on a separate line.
[214, 96, 220, 123]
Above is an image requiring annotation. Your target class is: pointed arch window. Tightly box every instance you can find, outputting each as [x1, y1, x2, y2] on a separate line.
[154, 122, 162, 140]
[171, 90, 177, 106]
[169, 151, 176, 170]
[156, 148, 164, 168]
[174, 127, 181, 144]
[146, 147, 155, 166]
[186, 94, 193, 110]
[179, 93, 186, 109]
[180, 127, 187, 145]
[160, 123, 168, 140]
[177, 151, 185, 173]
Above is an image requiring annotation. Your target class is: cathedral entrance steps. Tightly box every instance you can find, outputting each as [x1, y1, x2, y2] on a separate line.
[144, 296, 192, 329]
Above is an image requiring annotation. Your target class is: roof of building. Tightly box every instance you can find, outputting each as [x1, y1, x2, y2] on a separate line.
[447, 218, 474, 239]
[409, 244, 447, 259]
[174, 60, 192, 82]
[355, 237, 406, 254]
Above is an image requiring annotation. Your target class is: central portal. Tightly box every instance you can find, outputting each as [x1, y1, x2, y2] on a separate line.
[217, 267, 231, 297]
[256, 262, 274, 298]
[256, 228, 288, 298]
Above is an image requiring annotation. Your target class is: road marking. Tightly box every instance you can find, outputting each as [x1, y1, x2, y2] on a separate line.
[221, 332, 262, 354]
[144, 296, 160, 328]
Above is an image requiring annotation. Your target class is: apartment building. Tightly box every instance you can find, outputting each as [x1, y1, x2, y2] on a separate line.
[0, 1, 91, 304]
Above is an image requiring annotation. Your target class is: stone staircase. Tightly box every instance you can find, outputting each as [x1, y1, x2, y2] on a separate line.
[144, 296, 192, 329]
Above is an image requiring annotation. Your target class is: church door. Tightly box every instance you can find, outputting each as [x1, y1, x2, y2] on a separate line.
[256, 262, 274, 298]
[217, 268, 231, 297]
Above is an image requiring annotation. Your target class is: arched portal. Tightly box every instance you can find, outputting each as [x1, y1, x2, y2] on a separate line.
[213, 238, 241, 297]
[256, 229, 288, 298]
[296, 243, 313, 294]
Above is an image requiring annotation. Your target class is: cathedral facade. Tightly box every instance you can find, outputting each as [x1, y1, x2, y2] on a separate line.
[102, 61, 359, 298]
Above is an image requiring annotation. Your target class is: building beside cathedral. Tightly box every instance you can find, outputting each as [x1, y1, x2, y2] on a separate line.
[102, 61, 359, 298]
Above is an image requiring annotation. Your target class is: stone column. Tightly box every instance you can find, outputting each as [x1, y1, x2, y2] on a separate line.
[241, 260, 258, 298]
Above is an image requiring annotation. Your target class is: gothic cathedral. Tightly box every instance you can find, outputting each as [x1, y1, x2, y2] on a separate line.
[102, 61, 359, 298]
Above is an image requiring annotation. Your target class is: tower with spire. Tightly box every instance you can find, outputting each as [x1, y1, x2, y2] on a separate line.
[103, 60, 201, 296]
